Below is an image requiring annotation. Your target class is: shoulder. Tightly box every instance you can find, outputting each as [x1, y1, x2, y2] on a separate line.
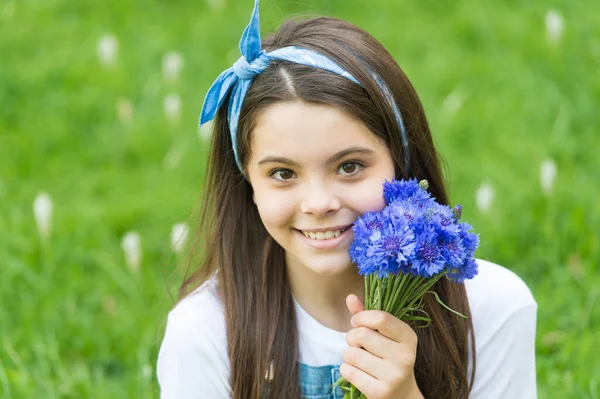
[157, 275, 231, 399]
[165, 276, 226, 339]
[465, 259, 538, 398]
[465, 258, 537, 324]
[159, 275, 228, 358]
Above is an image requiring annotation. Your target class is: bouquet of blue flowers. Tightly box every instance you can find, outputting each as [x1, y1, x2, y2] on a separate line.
[337, 178, 480, 398]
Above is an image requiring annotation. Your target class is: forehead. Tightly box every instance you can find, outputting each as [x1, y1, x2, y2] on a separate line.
[250, 102, 383, 161]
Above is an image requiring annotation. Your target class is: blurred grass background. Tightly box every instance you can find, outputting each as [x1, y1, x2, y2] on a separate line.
[1, 0, 599, 397]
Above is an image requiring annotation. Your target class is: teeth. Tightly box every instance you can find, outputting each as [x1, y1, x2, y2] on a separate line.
[301, 228, 347, 240]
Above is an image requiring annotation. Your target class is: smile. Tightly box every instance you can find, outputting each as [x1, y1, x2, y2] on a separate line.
[294, 226, 353, 250]
[300, 228, 348, 240]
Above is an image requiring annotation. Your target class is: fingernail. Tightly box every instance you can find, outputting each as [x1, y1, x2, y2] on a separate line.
[350, 316, 356, 327]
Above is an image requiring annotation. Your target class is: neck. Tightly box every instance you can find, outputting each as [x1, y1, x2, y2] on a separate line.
[286, 259, 365, 333]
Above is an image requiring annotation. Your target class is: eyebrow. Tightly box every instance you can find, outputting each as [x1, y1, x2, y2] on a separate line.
[257, 146, 376, 167]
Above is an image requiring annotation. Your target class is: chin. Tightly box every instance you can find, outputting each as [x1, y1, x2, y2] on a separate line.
[301, 256, 354, 277]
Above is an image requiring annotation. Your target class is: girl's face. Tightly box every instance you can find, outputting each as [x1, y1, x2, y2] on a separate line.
[247, 102, 396, 277]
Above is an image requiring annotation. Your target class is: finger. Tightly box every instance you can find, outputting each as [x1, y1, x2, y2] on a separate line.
[342, 346, 390, 380]
[339, 361, 380, 398]
[346, 294, 365, 319]
[352, 310, 417, 346]
[346, 327, 417, 376]
[345, 326, 396, 359]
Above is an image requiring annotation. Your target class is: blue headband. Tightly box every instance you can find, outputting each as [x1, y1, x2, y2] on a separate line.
[199, 0, 410, 175]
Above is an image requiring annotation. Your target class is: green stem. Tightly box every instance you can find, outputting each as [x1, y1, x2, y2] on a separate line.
[377, 277, 383, 310]
[385, 274, 393, 304]
[364, 275, 369, 309]
[384, 272, 408, 313]
[392, 275, 422, 316]
[368, 275, 372, 307]
[397, 274, 446, 321]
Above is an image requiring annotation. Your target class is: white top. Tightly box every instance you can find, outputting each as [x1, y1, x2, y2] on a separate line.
[157, 259, 538, 398]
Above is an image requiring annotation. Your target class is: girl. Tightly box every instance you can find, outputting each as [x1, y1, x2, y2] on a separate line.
[157, 1, 537, 398]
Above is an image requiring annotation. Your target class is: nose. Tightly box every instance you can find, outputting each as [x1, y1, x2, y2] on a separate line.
[299, 180, 341, 217]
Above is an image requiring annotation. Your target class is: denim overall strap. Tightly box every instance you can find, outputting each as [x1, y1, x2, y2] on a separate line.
[262, 363, 344, 398]
[299, 363, 345, 399]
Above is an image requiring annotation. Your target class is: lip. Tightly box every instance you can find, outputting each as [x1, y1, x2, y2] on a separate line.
[294, 227, 354, 250]
[297, 224, 353, 233]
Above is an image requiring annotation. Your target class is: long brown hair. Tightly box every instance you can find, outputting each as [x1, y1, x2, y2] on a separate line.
[181, 16, 476, 399]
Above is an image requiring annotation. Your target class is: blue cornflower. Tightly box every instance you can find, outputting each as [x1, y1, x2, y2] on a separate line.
[350, 212, 383, 275]
[430, 202, 456, 226]
[352, 212, 384, 241]
[440, 238, 467, 268]
[458, 222, 480, 256]
[361, 211, 385, 231]
[383, 178, 431, 205]
[350, 179, 479, 281]
[448, 258, 479, 283]
[387, 198, 429, 235]
[410, 226, 446, 277]
[429, 203, 461, 242]
[351, 215, 416, 277]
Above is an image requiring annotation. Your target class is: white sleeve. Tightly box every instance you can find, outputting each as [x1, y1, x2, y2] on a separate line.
[470, 302, 538, 399]
[156, 289, 231, 399]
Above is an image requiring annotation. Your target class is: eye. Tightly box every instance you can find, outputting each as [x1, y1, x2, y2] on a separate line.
[270, 168, 296, 181]
[338, 161, 364, 176]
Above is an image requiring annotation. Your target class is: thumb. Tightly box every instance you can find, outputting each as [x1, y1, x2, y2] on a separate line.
[346, 294, 365, 316]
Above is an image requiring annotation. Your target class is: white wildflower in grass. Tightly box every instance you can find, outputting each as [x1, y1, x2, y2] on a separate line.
[142, 364, 153, 380]
[545, 10, 564, 45]
[475, 181, 495, 213]
[540, 158, 557, 195]
[163, 146, 182, 170]
[97, 34, 118, 67]
[163, 93, 182, 124]
[442, 88, 466, 116]
[162, 51, 184, 83]
[171, 223, 189, 254]
[207, 0, 226, 11]
[116, 97, 134, 125]
[121, 231, 142, 273]
[198, 120, 213, 141]
[33, 192, 53, 239]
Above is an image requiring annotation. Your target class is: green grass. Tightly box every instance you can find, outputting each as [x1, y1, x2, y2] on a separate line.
[1, 0, 598, 397]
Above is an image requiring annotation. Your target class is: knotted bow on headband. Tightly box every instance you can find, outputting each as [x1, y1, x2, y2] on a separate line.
[199, 0, 410, 174]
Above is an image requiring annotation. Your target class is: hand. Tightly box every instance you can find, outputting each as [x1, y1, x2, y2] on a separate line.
[340, 294, 424, 399]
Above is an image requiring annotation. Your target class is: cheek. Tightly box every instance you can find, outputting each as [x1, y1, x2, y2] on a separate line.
[347, 173, 394, 214]
[352, 187, 387, 214]
[254, 190, 295, 228]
